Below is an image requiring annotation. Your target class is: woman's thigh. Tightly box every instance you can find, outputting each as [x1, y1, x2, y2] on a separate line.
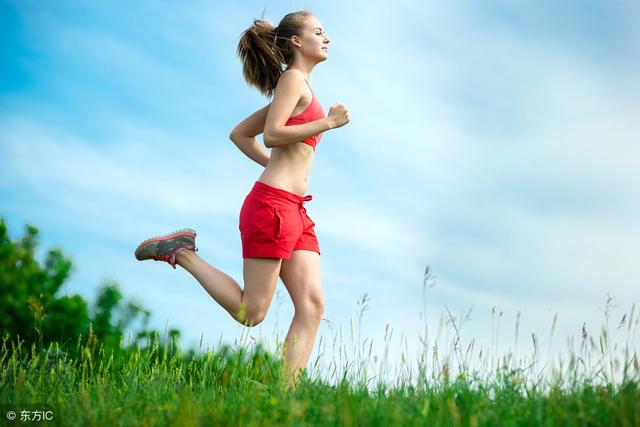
[279, 250, 323, 312]
[242, 257, 282, 315]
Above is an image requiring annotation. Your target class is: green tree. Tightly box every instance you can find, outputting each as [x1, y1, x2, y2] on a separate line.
[0, 217, 180, 353]
[0, 218, 88, 347]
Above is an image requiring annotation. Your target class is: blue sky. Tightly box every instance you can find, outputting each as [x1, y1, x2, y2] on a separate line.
[2, 0, 639, 385]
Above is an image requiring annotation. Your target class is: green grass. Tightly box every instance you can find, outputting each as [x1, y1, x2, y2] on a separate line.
[2, 293, 639, 426]
[1, 334, 637, 426]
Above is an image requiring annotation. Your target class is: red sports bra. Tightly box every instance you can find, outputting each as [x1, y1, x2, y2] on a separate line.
[284, 79, 325, 150]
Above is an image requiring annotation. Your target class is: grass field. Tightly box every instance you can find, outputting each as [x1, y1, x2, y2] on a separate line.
[2, 293, 638, 426]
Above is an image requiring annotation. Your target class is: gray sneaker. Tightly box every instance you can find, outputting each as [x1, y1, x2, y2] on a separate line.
[134, 228, 197, 269]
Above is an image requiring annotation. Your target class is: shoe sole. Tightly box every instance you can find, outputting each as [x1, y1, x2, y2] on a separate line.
[135, 228, 196, 260]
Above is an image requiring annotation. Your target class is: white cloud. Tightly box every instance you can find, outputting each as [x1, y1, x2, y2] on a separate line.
[1, 116, 251, 216]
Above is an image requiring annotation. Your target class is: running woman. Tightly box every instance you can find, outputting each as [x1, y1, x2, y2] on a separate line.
[134, 11, 349, 388]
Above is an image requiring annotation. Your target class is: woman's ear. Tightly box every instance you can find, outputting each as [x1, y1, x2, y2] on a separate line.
[291, 35, 302, 49]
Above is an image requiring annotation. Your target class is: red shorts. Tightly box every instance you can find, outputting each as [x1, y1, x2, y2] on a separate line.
[239, 181, 320, 259]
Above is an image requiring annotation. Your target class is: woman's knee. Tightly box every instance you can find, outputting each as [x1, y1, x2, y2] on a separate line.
[237, 301, 268, 327]
[295, 292, 324, 320]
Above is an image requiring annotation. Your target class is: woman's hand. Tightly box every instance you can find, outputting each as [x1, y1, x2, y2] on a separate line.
[326, 103, 350, 129]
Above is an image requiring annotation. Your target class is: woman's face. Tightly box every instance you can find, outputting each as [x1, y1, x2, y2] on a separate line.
[296, 16, 330, 61]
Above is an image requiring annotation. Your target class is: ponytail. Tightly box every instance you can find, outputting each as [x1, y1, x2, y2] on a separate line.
[236, 11, 312, 98]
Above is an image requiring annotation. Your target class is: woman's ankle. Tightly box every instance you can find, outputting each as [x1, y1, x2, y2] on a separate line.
[176, 248, 196, 264]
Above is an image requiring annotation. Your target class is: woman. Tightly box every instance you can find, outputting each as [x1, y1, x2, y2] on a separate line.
[134, 11, 349, 388]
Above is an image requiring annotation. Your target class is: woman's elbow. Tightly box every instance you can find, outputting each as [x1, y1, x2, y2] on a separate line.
[263, 131, 275, 148]
[229, 131, 250, 148]
[229, 130, 239, 143]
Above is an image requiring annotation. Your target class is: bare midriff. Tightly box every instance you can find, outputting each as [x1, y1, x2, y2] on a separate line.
[258, 142, 314, 196]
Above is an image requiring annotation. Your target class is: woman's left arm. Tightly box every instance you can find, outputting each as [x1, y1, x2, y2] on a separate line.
[229, 103, 272, 167]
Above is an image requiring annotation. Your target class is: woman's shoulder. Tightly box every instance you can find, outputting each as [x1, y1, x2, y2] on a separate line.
[279, 68, 306, 84]
[274, 69, 308, 101]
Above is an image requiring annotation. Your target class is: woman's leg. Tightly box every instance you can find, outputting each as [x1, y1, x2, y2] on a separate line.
[175, 250, 281, 327]
[278, 250, 324, 386]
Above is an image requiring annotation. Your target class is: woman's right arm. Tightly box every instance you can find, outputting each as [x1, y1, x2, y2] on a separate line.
[229, 103, 272, 167]
[263, 70, 336, 148]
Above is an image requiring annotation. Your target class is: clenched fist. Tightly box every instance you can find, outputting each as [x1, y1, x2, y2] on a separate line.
[327, 103, 350, 129]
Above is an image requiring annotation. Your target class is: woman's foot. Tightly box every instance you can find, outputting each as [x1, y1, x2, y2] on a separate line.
[134, 228, 197, 269]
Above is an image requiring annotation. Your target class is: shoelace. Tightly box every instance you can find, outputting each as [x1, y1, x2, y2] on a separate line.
[151, 246, 197, 269]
